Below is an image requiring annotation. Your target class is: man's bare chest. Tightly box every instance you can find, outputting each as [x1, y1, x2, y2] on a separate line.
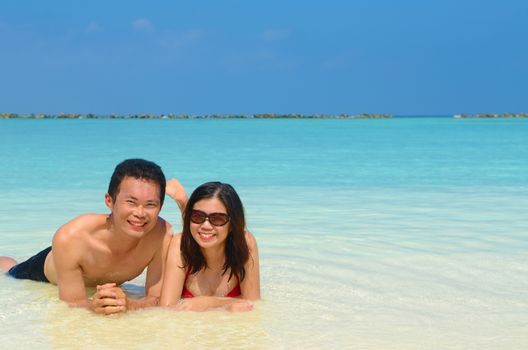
[81, 250, 152, 286]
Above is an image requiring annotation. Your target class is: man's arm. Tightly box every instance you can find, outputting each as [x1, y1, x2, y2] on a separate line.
[52, 228, 91, 307]
[52, 227, 125, 314]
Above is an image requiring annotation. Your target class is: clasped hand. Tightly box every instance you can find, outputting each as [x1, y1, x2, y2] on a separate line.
[92, 283, 127, 315]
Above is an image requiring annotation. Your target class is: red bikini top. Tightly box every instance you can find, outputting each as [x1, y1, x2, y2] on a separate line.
[181, 269, 241, 298]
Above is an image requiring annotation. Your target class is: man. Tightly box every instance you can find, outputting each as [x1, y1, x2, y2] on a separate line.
[1, 159, 249, 313]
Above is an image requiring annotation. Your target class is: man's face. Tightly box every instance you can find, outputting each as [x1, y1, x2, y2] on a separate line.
[105, 176, 162, 238]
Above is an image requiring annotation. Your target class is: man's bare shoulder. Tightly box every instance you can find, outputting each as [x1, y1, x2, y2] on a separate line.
[52, 214, 108, 246]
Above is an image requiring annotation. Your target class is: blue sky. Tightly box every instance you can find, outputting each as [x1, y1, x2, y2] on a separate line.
[1, 0, 527, 115]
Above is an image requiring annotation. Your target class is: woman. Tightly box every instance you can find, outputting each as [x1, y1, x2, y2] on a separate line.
[160, 180, 260, 307]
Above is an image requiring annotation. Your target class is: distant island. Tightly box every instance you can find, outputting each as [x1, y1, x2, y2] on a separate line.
[2, 113, 527, 119]
[0, 113, 392, 119]
[454, 113, 527, 118]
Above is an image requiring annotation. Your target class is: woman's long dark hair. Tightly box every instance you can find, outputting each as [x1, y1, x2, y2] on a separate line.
[181, 182, 250, 282]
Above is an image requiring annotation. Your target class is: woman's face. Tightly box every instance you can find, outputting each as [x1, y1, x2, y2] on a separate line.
[190, 197, 230, 250]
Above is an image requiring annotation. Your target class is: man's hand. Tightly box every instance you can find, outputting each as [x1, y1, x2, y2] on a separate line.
[92, 283, 128, 315]
[166, 178, 188, 211]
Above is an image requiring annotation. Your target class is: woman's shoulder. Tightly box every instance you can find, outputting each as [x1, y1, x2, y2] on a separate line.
[168, 232, 183, 252]
[167, 232, 184, 264]
[244, 230, 258, 249]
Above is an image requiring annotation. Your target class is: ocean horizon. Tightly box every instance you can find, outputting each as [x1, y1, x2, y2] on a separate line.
[2, 113, 526, 119]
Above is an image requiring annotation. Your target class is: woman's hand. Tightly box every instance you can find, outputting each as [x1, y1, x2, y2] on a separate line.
[226, 299, 254, 312]
[172, 297, 254, 312]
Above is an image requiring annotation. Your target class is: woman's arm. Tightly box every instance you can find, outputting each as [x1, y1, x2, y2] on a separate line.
[240, 231, 261, 300]
[131, 221, 174, 309]
[159, 234, 186, 307]
[175, 296, 254, 312]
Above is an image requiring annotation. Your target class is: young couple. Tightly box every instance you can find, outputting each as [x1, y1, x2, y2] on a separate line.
[0, 159, 260, 314]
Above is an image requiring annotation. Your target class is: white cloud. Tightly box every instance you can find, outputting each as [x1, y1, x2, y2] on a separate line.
[260, 29, 291, 42]
[85, 21, 103, 33]
[132, 18, 153, 32]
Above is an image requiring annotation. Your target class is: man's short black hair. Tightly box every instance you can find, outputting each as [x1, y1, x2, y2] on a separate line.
[107, 159, 166, 206]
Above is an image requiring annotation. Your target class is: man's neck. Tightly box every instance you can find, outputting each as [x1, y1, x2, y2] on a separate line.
[104, 217, 142, 254]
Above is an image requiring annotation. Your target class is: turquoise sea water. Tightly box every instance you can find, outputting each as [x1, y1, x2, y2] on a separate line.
[1, 118, 527, 349]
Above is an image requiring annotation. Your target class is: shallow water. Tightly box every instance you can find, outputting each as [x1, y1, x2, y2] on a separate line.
[1, 118, 527, 349]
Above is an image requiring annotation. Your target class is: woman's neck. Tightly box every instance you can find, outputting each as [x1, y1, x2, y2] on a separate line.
[201, 244, 226, 270]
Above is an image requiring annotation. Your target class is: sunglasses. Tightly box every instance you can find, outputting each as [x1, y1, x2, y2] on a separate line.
[190, 209, 230, 226]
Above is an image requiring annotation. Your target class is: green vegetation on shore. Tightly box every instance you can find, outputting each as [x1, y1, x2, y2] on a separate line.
[0, 113, 391, 119]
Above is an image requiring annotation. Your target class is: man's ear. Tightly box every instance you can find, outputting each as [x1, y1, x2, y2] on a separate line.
[104, 193, 113, 210]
